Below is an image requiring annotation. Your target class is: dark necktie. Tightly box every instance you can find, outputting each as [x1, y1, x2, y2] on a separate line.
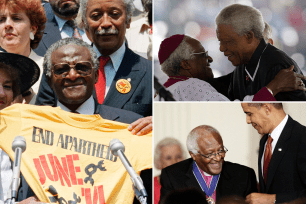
[67, 20, 82, 40]
[263, 135, 273, 184]
[95, 56, 110, 104]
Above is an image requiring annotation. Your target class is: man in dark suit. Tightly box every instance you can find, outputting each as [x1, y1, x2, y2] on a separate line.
[241, 103, 306, 203]
[159, 125, 258, 204]
[215, 4, 306, 101]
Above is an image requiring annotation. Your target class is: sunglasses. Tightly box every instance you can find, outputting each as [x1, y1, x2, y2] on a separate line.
[52, 61, 93, 78]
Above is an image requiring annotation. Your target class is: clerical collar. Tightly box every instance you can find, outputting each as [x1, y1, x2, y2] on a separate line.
[57, 96, 95, 115]
[245, 39, 268, 79]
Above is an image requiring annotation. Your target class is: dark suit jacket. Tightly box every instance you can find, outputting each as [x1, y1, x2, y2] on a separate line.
[35, 47, 152, 117]
[96, 102, 143, 124]
[228, 39, 306, 101]
[159, 158, 257, 203]
[34, 3, 61, 57]
[258, 116, 306, 203]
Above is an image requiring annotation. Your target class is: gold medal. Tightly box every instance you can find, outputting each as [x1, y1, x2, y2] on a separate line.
[116, 79, 131, 94]
[207, 197, 215, 204]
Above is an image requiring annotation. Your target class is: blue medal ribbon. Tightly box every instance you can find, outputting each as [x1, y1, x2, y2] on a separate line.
[192, 161, 220, 197]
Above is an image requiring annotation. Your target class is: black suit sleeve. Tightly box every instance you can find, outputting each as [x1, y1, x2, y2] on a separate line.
[276, 132, 306, 203]
[245, 167, 258, 196]
[206, 72, 233, 99]
[159, 168, 175, 203]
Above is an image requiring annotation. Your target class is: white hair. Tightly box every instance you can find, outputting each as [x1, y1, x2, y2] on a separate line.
[154, 137, 185, 169]
[215, 4, 265, 40]
[263, 22, 273, 43]
[186, 125, 221, 154]
[160, 35, 195, 76]
[44, 38, 99, 78]
[77, 0, 134, 30]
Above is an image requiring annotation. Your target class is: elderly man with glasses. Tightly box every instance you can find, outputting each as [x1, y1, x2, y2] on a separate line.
[159, 125, 257, 204]
[158, 34, 306, 101]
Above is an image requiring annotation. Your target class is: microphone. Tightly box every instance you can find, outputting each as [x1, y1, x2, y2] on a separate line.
[11, 136, 26, 203]
[109, 139, 147, 202]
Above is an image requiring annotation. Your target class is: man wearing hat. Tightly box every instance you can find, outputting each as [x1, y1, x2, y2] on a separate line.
[158, 34, 306, 101]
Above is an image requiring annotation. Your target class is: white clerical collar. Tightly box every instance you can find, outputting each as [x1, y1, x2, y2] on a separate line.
[57, 96, 95, 115]
[93, 42, 126, 72]
[203, 171, 212, 177]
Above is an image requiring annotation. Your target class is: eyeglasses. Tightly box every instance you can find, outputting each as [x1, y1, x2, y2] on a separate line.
[190, 51, 209, 58]
[52, 61, 93, 78]
[198, 146, 228, 159]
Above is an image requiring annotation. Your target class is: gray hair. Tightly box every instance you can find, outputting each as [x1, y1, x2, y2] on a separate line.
[160, 35, 195, 76]
[77, 0, 134, 30]
[215, 4, 265, 40]
[44, 37, 99, 78]
[187, 125, 221, 154]
[154, 137, 185, 169]
[263, 22, 273, 43]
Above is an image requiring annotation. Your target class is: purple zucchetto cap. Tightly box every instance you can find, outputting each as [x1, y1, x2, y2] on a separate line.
[158, 34, 185, 64]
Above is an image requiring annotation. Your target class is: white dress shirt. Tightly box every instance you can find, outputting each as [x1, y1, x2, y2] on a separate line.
[261, 115, 289, 175]
[57, 96, 95, 115]
[93, 42, 126, 97]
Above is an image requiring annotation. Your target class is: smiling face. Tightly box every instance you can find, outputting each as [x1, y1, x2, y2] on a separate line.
[216, 24, 254, 66]
[241, 103, 272, 135]
[85, 0, 130, 56]
[49, 44, 98, 110]
[49, 0, 80, 20]
[182, 37, 214, 80]
[159, 144, 184, 169]
[190, 132, 225, 175]
[0, 8, 37, 54]
[0, 69, 14, 110]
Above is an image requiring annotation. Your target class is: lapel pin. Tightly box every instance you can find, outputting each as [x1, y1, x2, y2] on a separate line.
[127, 78, 131, 82]
[116, 79, 131, 94]
[278, 148, 282, 151]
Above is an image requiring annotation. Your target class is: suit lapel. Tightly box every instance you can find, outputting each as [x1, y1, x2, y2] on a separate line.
[265, 116, 294, 191]
[103, 48, 145, 108]
[258, 134, 268, 193]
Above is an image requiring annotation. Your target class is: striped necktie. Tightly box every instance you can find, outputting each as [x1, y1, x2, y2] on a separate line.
[67, 20, 82, 40]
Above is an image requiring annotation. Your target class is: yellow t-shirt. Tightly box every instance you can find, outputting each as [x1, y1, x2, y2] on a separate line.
[0, 104, 152, 204]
